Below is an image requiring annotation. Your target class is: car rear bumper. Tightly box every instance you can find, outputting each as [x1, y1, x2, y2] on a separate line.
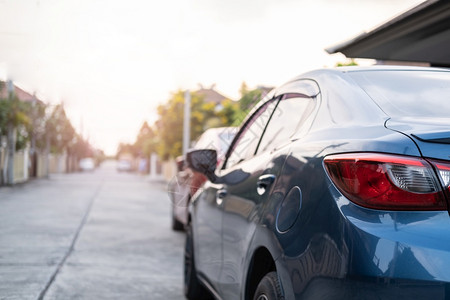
[297, 276, 449, 299]
[277, 193, 450, 299]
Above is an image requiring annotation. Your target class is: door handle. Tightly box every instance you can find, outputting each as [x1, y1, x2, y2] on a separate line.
[217, 188, 227, 199]
[257, 174, 276, 195]
[216, 188, 227, 206]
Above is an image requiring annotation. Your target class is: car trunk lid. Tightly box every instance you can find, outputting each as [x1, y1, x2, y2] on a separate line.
[386, 118, 450, 161]
[386, 118, 450, 212]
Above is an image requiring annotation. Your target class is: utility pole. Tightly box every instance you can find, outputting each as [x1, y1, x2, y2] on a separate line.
[6, 80, 16, 185]
[183, 90, 191, 157]
[30, 95, 37, 177]
[45, 128, 50, 179]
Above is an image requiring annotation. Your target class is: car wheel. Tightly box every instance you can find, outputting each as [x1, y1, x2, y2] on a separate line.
[184, 225, 211, 300]
[253, 272, 284, 300]
[171, 206, 184, 231]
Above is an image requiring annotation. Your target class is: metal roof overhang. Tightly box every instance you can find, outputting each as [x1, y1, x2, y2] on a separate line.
[326, 0, 450, 67]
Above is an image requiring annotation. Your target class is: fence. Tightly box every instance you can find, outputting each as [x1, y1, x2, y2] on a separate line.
[0, 146, 76, 185]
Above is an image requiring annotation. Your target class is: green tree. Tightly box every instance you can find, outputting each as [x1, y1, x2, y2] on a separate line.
[134, 121, 157, 157]
[0, 93, 31, 150]
[239, 81, 248, 98]
[155, 90, 215, 159]
[45, 104, 76, 154]
[336, 59, 358, 67]
[115, 122, 157, 159]
[70, 134, 93, 158]
[239, 88, 264, 114]
[28, 100, 48, 151]
[0, 84, 48, 152]
[116, 142, 135, 158]
[0, 82, 34, 184]
[216, 99, 240, 127]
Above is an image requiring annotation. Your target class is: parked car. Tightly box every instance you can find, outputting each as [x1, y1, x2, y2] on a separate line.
[117, 156, 133, 172]
[168, 126, 237, 231]
[79, 157, 95, 172]
[184, 66, 450, 300]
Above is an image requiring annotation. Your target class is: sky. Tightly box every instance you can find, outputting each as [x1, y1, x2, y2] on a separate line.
[0, 0, 424, 155]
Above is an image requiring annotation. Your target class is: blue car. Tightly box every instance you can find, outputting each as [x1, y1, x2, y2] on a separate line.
[184, 66, 450, 300]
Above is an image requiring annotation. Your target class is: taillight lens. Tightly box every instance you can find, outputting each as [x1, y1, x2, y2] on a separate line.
[429, 159, 450, 197]
[324, 153, 448, 210]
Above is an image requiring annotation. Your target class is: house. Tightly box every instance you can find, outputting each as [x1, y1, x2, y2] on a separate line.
[194, 84, 232, 107]
[0, 82, 48, 184]
[0, 81, 40, 103]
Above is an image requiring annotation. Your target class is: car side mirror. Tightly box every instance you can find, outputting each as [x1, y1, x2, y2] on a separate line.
[186, 149, 218, 182]
[175, 156, 185, 172]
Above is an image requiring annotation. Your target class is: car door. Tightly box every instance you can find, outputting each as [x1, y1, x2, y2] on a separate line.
[192, 97, 279, 290]
[218, 90, 319, 298]
[191, 179, 225, 287]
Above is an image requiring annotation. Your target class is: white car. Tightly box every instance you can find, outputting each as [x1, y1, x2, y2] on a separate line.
[117, 159, 132, 172]
[79, 157, 95, 172]
[168, 127, 237, 231]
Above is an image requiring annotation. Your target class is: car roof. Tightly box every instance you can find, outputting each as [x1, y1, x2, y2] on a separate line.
[334, 65, 450, 72]
[292, 65, 450, 80]
[241, 65, 450, 134]
[271, 66, 450, 99]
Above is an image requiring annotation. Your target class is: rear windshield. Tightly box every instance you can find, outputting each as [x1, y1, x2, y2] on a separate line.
[349, 70, 450, 118]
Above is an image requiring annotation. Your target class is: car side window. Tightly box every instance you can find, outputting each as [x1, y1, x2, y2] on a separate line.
[224, 99, 278, 168]
[256, 94, 315, 154]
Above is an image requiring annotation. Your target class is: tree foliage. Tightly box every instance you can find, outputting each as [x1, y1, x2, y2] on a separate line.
[116, 122, 157, 159]
[216, 99, 241, 127]
[70, 134, 94, 158]
[28, 101, 48, 150]
[239, 86, 264, 114]
[0, 82, 101, 175]
[336, 59, 358, 67]
[46, 104, 76, 153]
[155, 90, 216, 159]
[0, 86, 32, 151]
[125, 83, 270, 161]
[116, 142, 135, 158]
[134, 121, 156, 156]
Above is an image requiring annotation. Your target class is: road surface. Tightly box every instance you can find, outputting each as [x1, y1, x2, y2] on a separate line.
[0, 160, 185, 299]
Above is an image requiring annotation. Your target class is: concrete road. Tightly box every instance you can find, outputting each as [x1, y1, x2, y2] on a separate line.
[0, 160, 185, 299]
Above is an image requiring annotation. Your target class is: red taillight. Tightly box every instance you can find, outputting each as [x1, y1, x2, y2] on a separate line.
[324, 153, 448, 211]
[429, 159, 450, 198]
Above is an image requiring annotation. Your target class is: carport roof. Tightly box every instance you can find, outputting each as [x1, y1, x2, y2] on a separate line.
[326, 0, 450, 67]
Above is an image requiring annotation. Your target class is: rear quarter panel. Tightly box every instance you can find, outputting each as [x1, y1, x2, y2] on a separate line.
[259, 125, 436, 298]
